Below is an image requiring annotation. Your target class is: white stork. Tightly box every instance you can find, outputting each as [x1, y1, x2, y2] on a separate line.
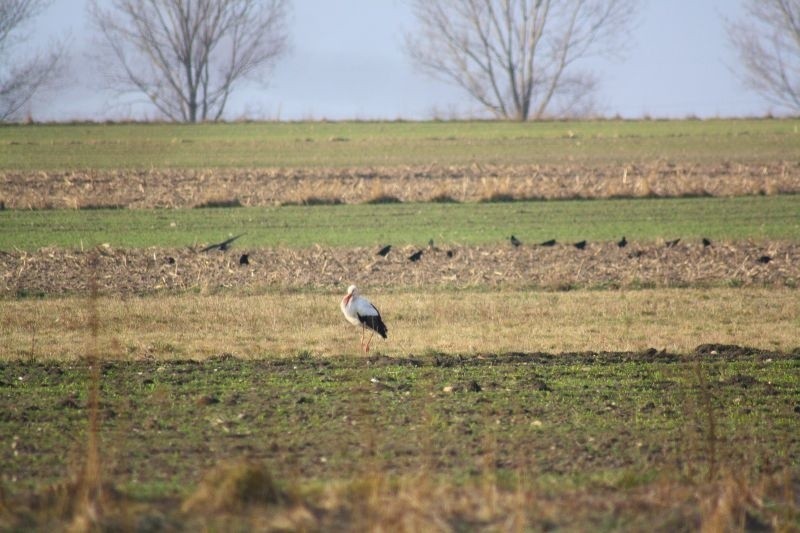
[340, 285, 388, 353]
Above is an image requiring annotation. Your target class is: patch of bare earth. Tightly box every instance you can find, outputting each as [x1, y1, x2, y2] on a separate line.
[2, 240, 797, 296]
[2, 162, 799, 208]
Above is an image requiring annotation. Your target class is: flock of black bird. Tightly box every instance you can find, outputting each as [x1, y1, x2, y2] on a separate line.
[195, 232, 774, 266]
[509, 234, 698, 251]
[376, 234, 775, 265]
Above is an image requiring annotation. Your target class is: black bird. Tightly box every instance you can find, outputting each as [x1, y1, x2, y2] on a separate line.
[446, 250, 455, 258]
[617, 236, 627, 248]
[239, 253, 249, 265]
[408, 250, 423, 262]
[510, 235, 522, 247]
[201, 234, 244, 253]
[377, 244, 392, 257]
[665, 238, 681, 248]
[702, 237, 712, 247]
[539, 239, 557, 247]
[573, 240, 587, 250]
[757, 255, 772, 264]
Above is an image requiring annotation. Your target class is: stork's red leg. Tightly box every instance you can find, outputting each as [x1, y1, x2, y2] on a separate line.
[364, 330, 375, 353]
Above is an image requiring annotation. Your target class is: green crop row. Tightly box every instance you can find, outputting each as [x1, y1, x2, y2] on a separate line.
[1, 119, 798, 170]
[1, 195, 797, 250]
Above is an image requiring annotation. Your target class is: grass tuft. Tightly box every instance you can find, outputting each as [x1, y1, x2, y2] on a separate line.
[299, 196, 343, 206]
[479, 192, 517, 203]
[279, 196, 344, 206]
[181, 460, 285, 514]
[193, 198, 243, 208]
[365, 194, 402, 204]
[428, 193, 460, 203]
[77, 203, 126, 210]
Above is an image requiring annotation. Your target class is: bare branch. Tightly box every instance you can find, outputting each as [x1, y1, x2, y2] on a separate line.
[406, 0, 637, 120]
[727, 0, 800, 113]
[0, 0, 65, 121]
[88, 0, 289, 122]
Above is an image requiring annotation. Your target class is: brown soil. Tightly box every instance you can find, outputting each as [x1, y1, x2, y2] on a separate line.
[2, 240, 797, 296]
[2, 161, 799, 208]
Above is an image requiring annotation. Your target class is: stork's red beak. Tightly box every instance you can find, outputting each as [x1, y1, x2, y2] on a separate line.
[343, 293, 352, 305]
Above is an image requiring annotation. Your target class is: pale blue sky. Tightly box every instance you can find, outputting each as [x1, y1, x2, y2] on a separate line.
[27, 0, 779, 121]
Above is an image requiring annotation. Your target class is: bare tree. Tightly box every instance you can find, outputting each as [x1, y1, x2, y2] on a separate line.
[0, 0, 64, 121]
[406, 0, 637, 121]
[89, 0, 289, 122]
[727, 0, 800, 113]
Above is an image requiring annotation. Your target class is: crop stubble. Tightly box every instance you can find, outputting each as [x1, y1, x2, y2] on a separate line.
[2, 240, 797, 297]
[2, 161, 799, 209]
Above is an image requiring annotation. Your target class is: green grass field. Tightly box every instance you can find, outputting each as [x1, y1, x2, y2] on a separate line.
[1, 119, 798, 169]
[1, 351, 797, 530]
[1, 195, 798, 250]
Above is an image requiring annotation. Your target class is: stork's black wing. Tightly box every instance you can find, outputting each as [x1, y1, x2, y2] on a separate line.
[358, 312, 388, 339]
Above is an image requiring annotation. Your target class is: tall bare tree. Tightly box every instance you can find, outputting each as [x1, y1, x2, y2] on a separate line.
[89, 0, 289, 122]
[727, 0, 800, 113]
[0, 0, 64, 121]
[406, 0, 637, 121]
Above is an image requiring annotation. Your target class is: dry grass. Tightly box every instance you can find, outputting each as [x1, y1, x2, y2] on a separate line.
[9, 462, 796, 531]
[181, 460, 285, 514]
[2, 288, 797, 361]
[2, 162, 799, 209]
[330, 470, 797, 532]
[69, 255, 106, 532]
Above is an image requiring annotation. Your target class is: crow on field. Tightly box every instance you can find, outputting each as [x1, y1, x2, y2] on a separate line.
[201, 234, 244, 252]
[446, 250, 455, 258]
[757, 255, 772, 264]
[617, 236, 627, 248]
[239, 253, 249, 265]
[377, 244, 392, 257]
[408, 250, 423, 262]
[510, 235, 522, 247]
[573, 240, 587, 250]
[702, 238, 712, 247]
[539, 239, 557, 247]
[665, 238, 681, 248]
